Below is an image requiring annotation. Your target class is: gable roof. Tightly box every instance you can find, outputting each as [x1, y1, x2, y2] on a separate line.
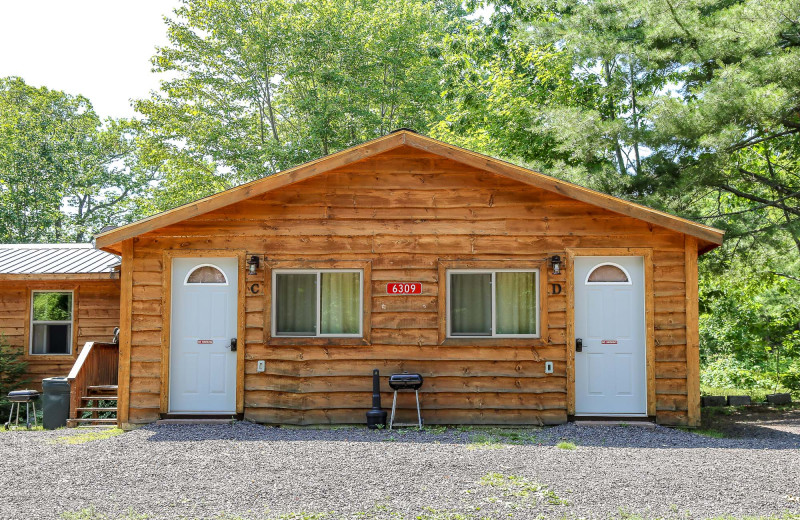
[95, 130, 724, 253]
[0, 243, 120, 280]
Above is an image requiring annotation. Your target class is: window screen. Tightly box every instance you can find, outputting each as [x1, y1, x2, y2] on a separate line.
[448, 270, 539, 337]
[31, 292, 73, 355]
[274, 270, 362, 337]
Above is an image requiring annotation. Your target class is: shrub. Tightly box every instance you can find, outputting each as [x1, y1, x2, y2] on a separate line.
[0, 335, 29, 416]
[781, 363, 800, 393]
[700, 355, 778, 390]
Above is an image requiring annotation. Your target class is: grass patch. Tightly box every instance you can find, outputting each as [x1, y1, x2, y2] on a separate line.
[61, 507, 148, 519]
[703, 405, 737, 416]
[493, 429, 539, 444]
[556, 441, 576, 450]
[610, 513, 800, 520]
[479, 472, 568, 506]
[694, 429, 726, 438]
[1, 424, 45, 432]
[64, 506, 800, 520]
[268, 514, 332, 520]
[54, 428, 124, 445]
[466, 427, 539, 450]
[701, 386, 798, 402]
[679, 427, 726, 438]
[212, 513, 334, 520]
[467, 433, 505, 450]
[415, 508, 484, 520]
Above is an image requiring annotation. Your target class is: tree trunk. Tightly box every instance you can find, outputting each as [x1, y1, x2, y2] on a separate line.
[604, 60, 627, 175]
[630, 61, 641, 176]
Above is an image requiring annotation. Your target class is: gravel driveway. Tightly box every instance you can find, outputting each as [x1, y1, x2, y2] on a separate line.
[1, 419, 799, 520]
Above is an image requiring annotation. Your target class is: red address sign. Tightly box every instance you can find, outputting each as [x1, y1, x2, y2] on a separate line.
[387, 282, 422, 294]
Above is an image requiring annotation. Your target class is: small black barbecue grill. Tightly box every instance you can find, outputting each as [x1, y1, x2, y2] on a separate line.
[388, 373, 424, 430]
[5, 389, 40, 430]
[388, 373, 423, 390]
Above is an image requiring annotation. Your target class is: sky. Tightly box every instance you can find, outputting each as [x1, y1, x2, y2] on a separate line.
[0, 0, 180, 119]
[0, 1, 494, 121]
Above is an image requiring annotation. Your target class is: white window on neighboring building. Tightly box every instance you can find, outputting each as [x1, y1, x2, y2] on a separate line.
[30, 291, 73, 355]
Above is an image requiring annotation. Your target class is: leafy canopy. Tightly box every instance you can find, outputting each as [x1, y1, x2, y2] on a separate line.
[133, 0, 462, 211]
[0, 77, 154, 243]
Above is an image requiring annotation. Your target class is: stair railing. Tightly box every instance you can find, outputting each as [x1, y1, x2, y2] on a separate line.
[67, 342, 119, 425]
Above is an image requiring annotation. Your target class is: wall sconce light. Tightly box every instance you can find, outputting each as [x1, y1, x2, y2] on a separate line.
[550, 255, 562, 276]
[248, 255, 260, 275]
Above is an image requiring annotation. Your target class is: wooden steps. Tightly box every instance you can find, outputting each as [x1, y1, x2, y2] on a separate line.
[67, 384, 119, 428]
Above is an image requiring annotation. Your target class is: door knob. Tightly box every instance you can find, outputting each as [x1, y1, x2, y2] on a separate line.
[576, 338, 583, 352]
[229, 338, 237, 351]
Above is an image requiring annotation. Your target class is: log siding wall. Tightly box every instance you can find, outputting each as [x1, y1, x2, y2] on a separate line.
[124, 146, 695, 426]
[0, 280, 120, 388]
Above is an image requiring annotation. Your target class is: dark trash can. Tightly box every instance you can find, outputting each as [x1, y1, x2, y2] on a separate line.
[42, 377, 71, 430]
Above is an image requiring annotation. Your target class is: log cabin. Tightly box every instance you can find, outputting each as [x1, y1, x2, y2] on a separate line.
[89, 131, 722, 428]
[0, 244, 120, 389]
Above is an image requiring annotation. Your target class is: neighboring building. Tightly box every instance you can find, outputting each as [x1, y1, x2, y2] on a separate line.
[0, 243, 120, 388]
[91, 131, 723, 429]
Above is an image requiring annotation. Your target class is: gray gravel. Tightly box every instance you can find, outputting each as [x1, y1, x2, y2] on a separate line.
[1, 422, 799, 520]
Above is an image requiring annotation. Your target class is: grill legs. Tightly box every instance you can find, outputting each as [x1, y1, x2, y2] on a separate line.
[415, 390, 422, 428]
[389, 389, 422, 430]
[4, 401, 37, 430]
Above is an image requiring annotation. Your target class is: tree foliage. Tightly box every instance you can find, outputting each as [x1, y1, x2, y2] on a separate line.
[0, 77, 154, 243]
[0, 336, 28, 416]
[462, 0, 800, 381]
[133, 0, 462, 210]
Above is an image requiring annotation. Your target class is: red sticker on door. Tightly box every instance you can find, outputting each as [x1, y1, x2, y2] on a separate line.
[601, 340, 618, 344]
[197, 340, 213, 344]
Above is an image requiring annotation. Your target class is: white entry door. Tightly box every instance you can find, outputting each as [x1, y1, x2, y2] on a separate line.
[574, 256, 647, 416]
[170, 258, 238, 413]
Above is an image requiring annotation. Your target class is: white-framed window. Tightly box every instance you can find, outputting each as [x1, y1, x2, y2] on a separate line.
[30, 290, 73, 355]
[272, 269, 363, 337]
[446, 269, 540, 338]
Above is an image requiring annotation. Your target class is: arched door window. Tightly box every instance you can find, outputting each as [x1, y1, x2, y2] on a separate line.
[585, 263, 631, 285]
[184, 264, 228, 285]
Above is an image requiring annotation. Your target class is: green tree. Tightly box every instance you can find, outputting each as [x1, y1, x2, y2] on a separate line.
[0, 77, 154, 243]
[134, 0, 460, 210]
[431, 0, 678, 193]
[430, 7, 594, 180]
[0, 335, 28, 416]
[450, 0, 800, 381]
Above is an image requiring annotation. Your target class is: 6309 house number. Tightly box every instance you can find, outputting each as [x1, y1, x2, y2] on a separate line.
[387, 282, 422, 294]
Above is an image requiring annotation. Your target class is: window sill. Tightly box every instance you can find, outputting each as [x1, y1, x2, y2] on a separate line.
[440, 338, 547, 347]
[25, 353, 75, 359]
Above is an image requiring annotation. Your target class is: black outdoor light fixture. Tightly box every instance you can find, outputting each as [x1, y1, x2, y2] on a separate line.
[248, 255, 260, 275]
[550, 255, 562, 275]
